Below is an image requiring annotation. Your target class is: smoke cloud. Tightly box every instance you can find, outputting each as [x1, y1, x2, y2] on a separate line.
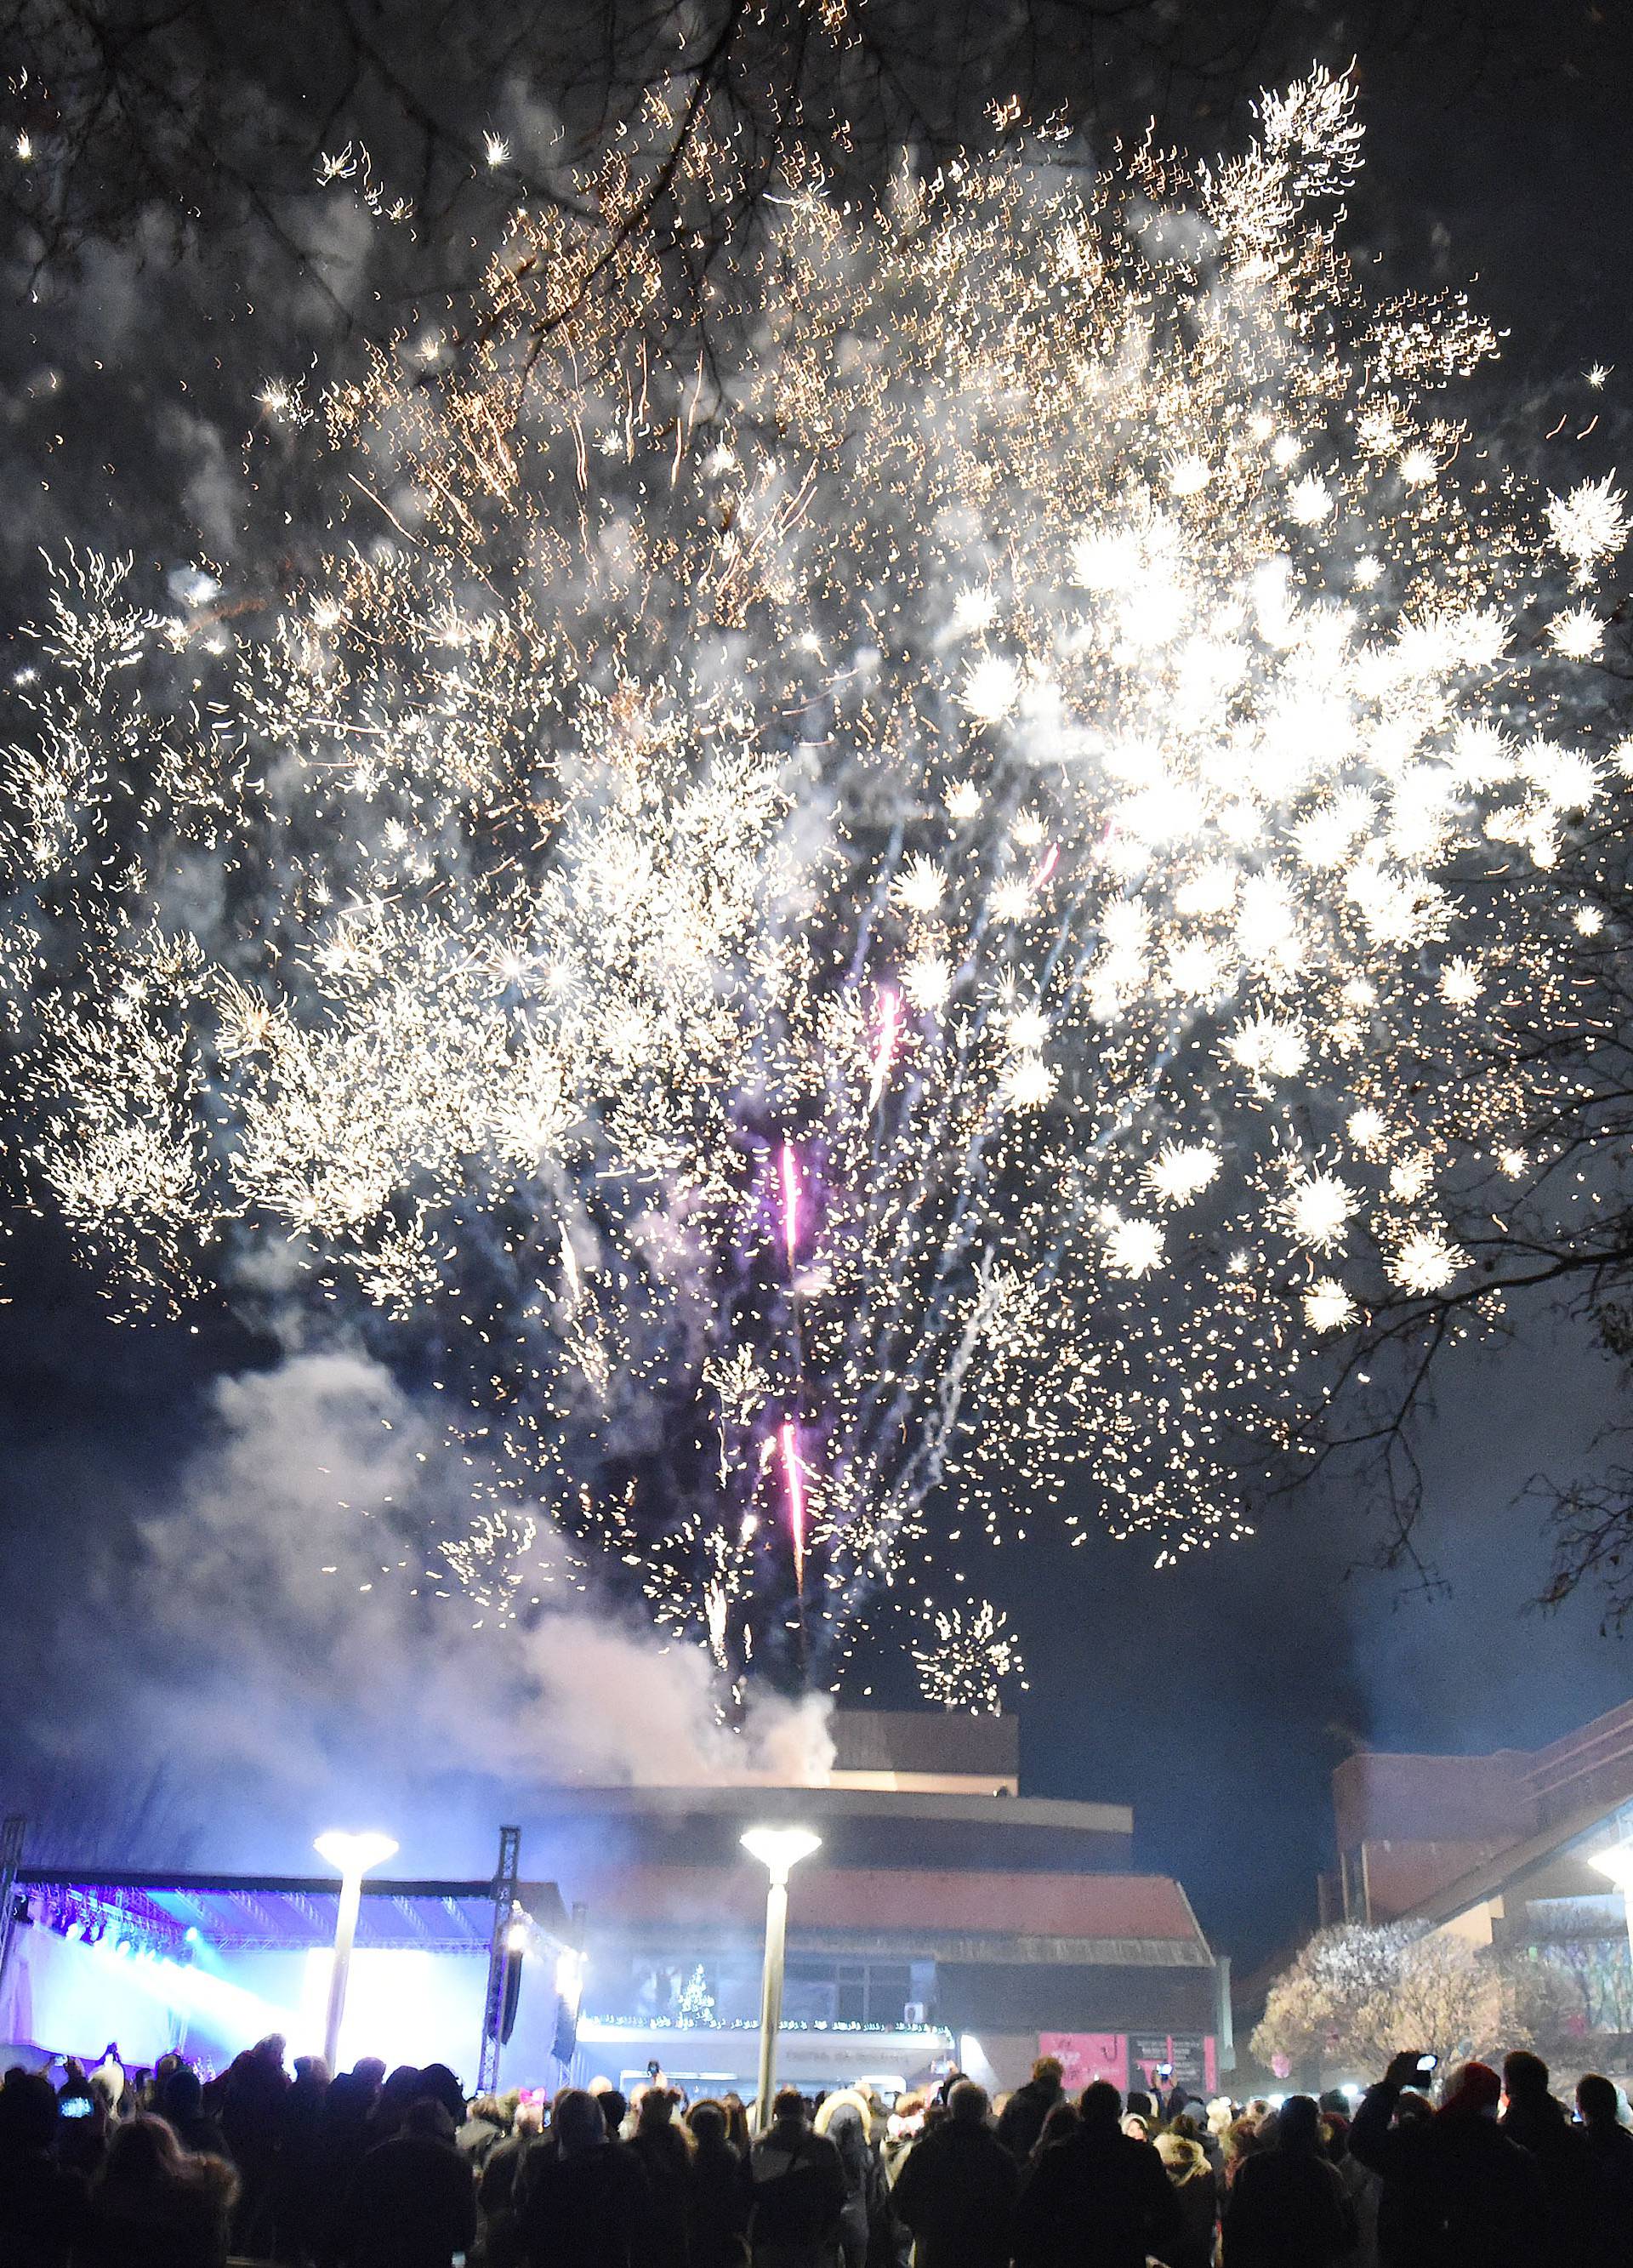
[4, 1343, 833, 1868]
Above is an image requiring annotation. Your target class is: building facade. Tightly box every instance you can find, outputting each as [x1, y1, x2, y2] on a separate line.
[538, 1710, 1227, 2100]
[1305, 1700, 1633, 2060]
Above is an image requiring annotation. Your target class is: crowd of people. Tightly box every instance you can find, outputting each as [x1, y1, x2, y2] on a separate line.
[3, 2033, 1633, 2267]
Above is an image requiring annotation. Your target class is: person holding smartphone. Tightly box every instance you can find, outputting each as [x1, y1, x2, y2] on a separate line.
[1348, 2051, 1544, 2268]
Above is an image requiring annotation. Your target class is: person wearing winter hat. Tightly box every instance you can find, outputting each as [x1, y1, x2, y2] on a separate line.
[1350, 2052, 1543, 2268]
[1154, 2126, 1218, 2268]
[1169, 2107, 1222, 2181]
[812, 2090, 879, 2268]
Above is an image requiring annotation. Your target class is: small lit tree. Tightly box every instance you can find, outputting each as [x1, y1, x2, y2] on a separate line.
[1252, 1923, 1417, 2076]
[675, 1963, 717, 2027]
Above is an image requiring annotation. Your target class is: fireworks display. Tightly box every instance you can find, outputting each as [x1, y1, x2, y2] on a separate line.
[1, 71, 1626, 1710]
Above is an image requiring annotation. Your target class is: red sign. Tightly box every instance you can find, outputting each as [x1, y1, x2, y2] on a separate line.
[1040, 2033, 1218, 2100]
[1038, 2032, 1129, 2094]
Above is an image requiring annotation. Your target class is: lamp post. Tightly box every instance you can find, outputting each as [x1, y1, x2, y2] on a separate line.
[314, 1831, 398, 2074]
[741, 1825, 822, 2135]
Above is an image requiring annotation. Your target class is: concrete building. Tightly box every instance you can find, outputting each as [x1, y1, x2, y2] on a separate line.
[543, 1709, 1229, 2100]
[1306, 1700, 1633, 2055]
[1326, 1701, 1633, 1927]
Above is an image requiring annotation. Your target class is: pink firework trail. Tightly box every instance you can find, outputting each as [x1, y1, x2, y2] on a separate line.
[779, 1417, 807, 1589]
[778, 1140, 800, 1270]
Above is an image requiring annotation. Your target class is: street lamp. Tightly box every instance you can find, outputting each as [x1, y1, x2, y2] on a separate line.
[314, 1830, 399, 2074]
[742, 1826, 822, 2135]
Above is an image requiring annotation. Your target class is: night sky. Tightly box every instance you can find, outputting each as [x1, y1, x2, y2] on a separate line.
[1, 2, 1630, 1976]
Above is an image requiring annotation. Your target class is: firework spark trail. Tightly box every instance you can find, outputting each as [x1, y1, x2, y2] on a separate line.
[1, 71, 1628, 1709]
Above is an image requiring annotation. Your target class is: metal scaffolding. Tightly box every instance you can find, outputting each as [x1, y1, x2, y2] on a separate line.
[477, 1824, 521, 2090]
[0, 1815, 25, 2000]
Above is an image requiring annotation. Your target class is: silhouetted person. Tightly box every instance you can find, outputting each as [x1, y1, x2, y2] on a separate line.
[630, 2086, 695, 2268]
[998, 2060, 1065, 2163]
[1155, 2123, 1219, 2268]
[418, 2063, 469, 2128]
[1223, 2093, 1355, 2268]
[1499, 2050, 1588, 2266]
[598, 2088, 629, 2140]
[1029, 2102, 1079, 2164]
[0, 2068, 88, 2266]
[220, 2031, 288, 2254]
[686, 2099, 755, 2268]
[369, 2063, 430, 2144]
[458, 2089, 509, 2171]
[336, 2095, 477, 2268]
[750, 2087, 846, 2268]
[1350, 2054, 1545, 2268]
[53, 2075, 108, 2181]
[1577, 2076, 1633, 2268]
[309, 2067, 378, 2268]
[78, 2111, 237, 2268]
[1012, 2081, 1181, 2268]
[891, 2077, 1018, 2268]
[272, 2054, 331, 2261]
[478, 2101, 545, 2268]
[521, 2085, 652, 2268]
[816, 2093, 878, 2268]
[156, 2066, 228, 2159]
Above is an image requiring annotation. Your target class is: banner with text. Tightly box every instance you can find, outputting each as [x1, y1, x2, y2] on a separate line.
[1037, 2032, 1129, 2094]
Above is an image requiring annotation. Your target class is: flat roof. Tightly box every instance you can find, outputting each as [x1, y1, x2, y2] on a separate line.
[518, 1785, 1131, 1837]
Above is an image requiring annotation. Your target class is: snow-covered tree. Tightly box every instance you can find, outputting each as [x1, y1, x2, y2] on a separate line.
[1253, 1923, 1574, 2078]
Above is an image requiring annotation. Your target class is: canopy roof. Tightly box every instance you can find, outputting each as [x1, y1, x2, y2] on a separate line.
[16, 1871, 571, 1957]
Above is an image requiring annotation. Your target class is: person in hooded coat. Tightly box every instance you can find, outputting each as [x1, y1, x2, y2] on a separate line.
[1155, 2124, 1219, 2268]
[1348, 2054, 1544, 2268]
[890, 2077, 1017, 2268]
[815, 2089, 879, 2268]
[521, 2085, 652, 2268]
[998, 2060, 1065, 2163]
[1221, 2094, 1354, 2268]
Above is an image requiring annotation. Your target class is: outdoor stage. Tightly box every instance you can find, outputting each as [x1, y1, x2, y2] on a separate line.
[0, 1861, 576, 2082]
